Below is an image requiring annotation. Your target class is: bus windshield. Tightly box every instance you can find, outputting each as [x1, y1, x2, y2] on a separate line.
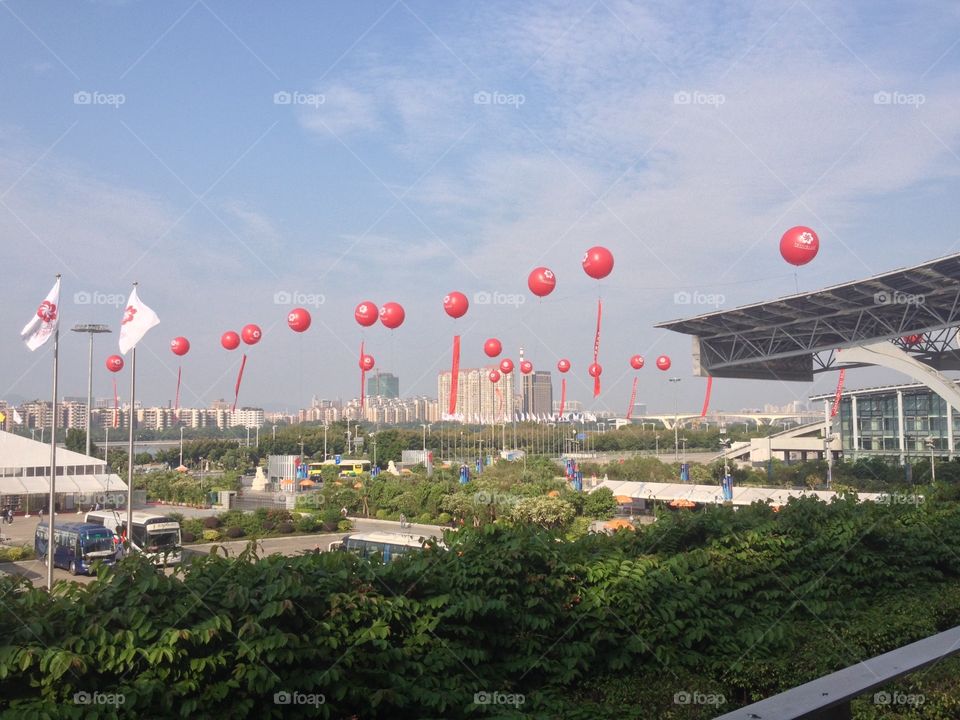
[81, 532, 115, 555]
[145, 529, 179, 552]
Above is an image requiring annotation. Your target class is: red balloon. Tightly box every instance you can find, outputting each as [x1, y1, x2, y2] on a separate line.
[557, 358, 571, 373]
[360, 354, 375, 371]
[779, 226, 820, 266]
[588, 362, 602, 378]
[488, 369, 501, 383]
[903, 334, 924, 347]
[287, 308, 312, 333]
[221, 331, 240, 351]
[105, 355, 124, 373]
[355, 301, 379, 327]
[582, 246, 614, 280]
[241, 324, 262, 345]
[443, 291, 469, 319]
[520, 360, 533, 374]
[656, 355, 672, 371]
[527, 267, 556, 297]
[379, 302, 405, 330]
[484, 338, 502, 358]
[170, 337, 190, 356]
[630, 354, 644, 370]
[499, 358, 514, 374]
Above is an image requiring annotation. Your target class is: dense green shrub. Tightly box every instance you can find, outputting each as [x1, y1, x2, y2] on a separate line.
[3, 497, 960, 718]
[295, 514, 319, 533]
[201, 529, 220, 542]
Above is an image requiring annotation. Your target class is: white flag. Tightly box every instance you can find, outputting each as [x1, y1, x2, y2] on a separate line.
[13, 408, 23, 425]
[20, 278, 61, 351]
[118, 287, 160, 355]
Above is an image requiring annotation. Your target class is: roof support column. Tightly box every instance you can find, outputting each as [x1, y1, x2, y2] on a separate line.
[897, 390, 906, 465]
[948, 404, 955, 461]
[851, 395, 859, 461]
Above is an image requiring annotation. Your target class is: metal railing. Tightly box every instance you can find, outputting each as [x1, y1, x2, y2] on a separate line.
[714, 625, 960, 719]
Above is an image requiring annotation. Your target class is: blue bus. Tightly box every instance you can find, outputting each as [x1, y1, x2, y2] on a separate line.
[34, 521, 118, 576]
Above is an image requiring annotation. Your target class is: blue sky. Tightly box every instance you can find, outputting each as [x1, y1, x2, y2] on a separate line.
[2, 0, 960, 415]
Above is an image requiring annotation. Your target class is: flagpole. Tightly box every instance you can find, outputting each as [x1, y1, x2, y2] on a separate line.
[46, 274, 61, 591]
[126, 345, 136, 552]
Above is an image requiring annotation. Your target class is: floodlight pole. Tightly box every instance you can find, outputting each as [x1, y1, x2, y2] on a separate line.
[70, 323, 112, 458]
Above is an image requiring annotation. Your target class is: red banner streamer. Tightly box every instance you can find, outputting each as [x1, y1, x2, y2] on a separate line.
[558, 378, 567, 418]
[831, 369, 846, 417]
[174, 366, 182, 420]
[232, 353, 247, 412]
[449, 334, 461, 415]
[495, 386, 504, 423]
[112, 377, 119, 429]
[626, 377, 639, 420]
[359, 341, 366, 411]
[700, 376, 714, 418]
[592, 299, 603, 397]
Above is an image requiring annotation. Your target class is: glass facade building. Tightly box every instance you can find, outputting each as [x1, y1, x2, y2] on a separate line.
[813, 383, 956, 461]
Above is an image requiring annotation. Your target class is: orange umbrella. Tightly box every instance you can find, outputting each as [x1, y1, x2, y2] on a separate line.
[281, 478, 294, 485]
[669, 498, 696, 509]
[615, 495, 634, 504]
[547, 490, 560, 497]
[299, 479, 316, 487]
[605, 519, 635, 531]
[353, 482, 363, 489]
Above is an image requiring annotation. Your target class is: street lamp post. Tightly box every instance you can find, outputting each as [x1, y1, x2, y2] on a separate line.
[669, 377, 682, 461]
[70, 323, 112, 458]
[179, 426, 184, 467]
[924, 436, 937, 483]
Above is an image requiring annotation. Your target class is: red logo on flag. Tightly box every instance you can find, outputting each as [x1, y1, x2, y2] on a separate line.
[36, 301, 57, 323]
[122, 306, 137, 324]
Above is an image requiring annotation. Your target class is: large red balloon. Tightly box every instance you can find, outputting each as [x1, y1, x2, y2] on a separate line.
[779, 226, 819, 266]
[355, 301, 379, 327]
[105, 355, 124, 373]
[287, 308, 312, 333]
[484, 338, 502, 358]
[379, 302, 405, 329]
[241, 324, 262, 345]
[656, 355, 672, 371]
[221, 331, 240, 351]
[527, 267, 556, 297]
[582, 246, 614, 280]
[443, 291, 469, 319]
[557, 358, 571, 373]
[488, 369, 501, 383]
[520, 360, 533, 374]
[499, 358, 514, 374]
[630, 354, 644, 370]
[360, 354, 375, 371]
[588, 362, 602, 378]
[170, 337, 190, 356]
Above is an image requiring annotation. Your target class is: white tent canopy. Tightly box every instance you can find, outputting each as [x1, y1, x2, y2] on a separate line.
[593, 479, 882, 507]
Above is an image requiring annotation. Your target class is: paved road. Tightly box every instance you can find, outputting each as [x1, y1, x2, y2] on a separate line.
[1, 512, 447, 587]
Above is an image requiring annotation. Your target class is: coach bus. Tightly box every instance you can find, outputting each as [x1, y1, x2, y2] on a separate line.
[34, 521, 118, 576]
[85, 510, 182, 565]
[329, 531, 445, 562]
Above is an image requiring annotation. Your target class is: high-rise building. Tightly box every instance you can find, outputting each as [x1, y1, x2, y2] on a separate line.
[366, 372, 399, 399]
[438, 367, 515, 423]
[522, 370, 553, 418]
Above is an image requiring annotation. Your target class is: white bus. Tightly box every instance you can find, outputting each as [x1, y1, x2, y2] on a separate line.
[329, 531, 445, 562]
[84, 510, 182, 565]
